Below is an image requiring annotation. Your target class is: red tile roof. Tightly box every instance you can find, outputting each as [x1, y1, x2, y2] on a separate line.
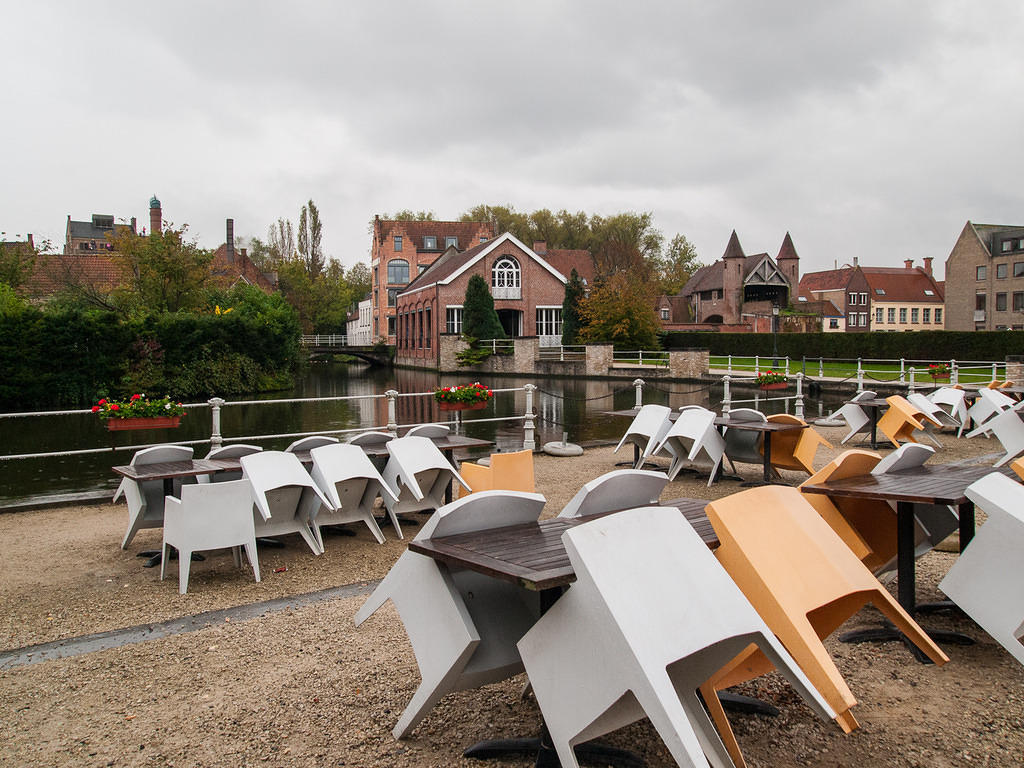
[25, 253, 126, 297]
[540, 248, 595, 284]
[798, 268, 856, 293]
[861, 267, 944, 302]
[374, 219, 496, 252]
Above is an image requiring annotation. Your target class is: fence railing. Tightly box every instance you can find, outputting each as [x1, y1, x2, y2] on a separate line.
[300, 334, 348, 346]
[612, 350, 670, 367]
[537, 345, 586, 361]
[711, 355, 1007, 385]
[476, 339, 516, 354]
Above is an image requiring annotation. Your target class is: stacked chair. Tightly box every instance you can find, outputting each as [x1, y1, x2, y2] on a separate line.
[355, 491, 547, 738]
[459, 449, 535, 497]
[115, 444, 195, 550]
[613, 404, 673, 469]
[834, 390, 877, 445]
[876, 395, 942, 448]
[557, 469, 669, 518]
[966, 387, 1017, 437]
[516, 506, 833, 768]
[928, 386, 969, 437]
[308, 443, 398, 546]
[240, 451, 331, 555]
[906, 392, 957, 444]
[651, 406, 725, 486]
[762, 413, 832, 477]
[380, 436, 470, 530]
[969, 403, 1024, 466]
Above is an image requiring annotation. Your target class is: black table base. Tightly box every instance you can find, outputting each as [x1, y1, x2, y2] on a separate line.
[464, 734, 644, 768]
[840, 619, 974, 665]
[137, 549, 205, 569]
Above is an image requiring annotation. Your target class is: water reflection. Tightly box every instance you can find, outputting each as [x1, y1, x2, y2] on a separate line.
[1, 362, 849, 503]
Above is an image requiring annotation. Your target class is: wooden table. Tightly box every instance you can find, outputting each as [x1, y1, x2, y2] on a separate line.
[801, 463, 1015, 662]
[714, 415, 808, 485]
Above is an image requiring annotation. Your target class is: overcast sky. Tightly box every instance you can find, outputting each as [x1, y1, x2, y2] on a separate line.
[4, 1, 1023, 280]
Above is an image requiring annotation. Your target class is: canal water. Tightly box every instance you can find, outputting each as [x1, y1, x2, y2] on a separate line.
[0, 362, 848, 505]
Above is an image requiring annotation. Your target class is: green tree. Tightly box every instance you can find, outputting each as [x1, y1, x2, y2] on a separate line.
[561, 268, 586, 345]
[579, 272, 661, 350]
[588, 212, 663, 279]
[460, 204, 530, 241]
[111, 224, 214, 313]
[268, 218, 294, 263]
[651, 234, 702, 295]
[387, 210, 436, 221]
[346, 262, 372, 299]
[297, 199, 324, 278]
[462, 273, 505, 340]
[0, 236, 40, 291]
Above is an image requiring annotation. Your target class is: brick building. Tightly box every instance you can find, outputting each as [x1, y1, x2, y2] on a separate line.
[64, 213, 137, 254]
[369, 217, 497, 344]
[394, 232, 594, 368]
[798, 261, 870, 332]
[944, 221, 1024, 331]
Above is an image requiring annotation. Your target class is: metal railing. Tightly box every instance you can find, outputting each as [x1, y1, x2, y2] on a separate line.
[712, 355, 1007, 385]
[476, 339, 515, 354]
[537, 345, 586, 361]
[612, 350, 669, 367]
[300, 334, 348, 346]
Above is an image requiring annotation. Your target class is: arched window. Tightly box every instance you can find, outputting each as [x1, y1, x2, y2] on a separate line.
[492, 256, 520, 297]
[387, 258, 410, 284]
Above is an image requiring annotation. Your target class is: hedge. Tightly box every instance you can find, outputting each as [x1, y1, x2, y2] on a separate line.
[660, 330, 1024, 361]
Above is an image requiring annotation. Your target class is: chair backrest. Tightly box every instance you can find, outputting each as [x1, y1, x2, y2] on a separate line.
[240, 450, 329, 521]
[416, 490, 547, 541]
[309, 443, 397, 509]
[799, 449, 882, 563]
[132, 444, 194, 466]
[871, 443, 934, 475]
[656, 407, 718, 458]
[615, 404, 672, 457]
[979, 387, 1016, 411]
[726, 407, 767, 424]
[406, 423, 451, 439]
[171, 479, 257, 540]
[723, 408, 766, 463]
[205, 444, 262, 460]
[906, 392, 943, 419]
[489, 450, 535, 493]
[558, 469, 669, 518]
[122, 445, 195, 503]
[285, 435, 339, 453]
[384, 436, 468, 501]
[965, 472, 1024, 528]
[347, 431, 395, 447]
[850, 390, 877, 402]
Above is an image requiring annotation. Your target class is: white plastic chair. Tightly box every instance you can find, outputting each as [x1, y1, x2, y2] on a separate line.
[939, 472, 1024, 668]
[309, 443, 398, 546]
[966, 388, 1017, 437]
[160, 479, 260, 594]
[976, 407, 1024, 467]
[239, 451, 331, 555]
[354, 491, 547, 738]
[115, 444, 195, 549]
[381, 436, 470, 520]
[406, 423, 450, 439]
[722, 408, 767, 474]
[197, 444, 263, 484]
[835, 390, 877, 445]
[517, 507, 834, 768]
[557, 469, 669, 518]
[905, 392, 951, 446]
[347, 430, 395, 471]
[653, 407, 725, 486]
[285, 435, 339, 453]
[928, 387, 969, 437]
[614, 404, 673, 469]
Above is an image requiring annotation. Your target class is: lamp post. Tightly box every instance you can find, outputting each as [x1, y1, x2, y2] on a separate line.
[772, 304, 780, 367]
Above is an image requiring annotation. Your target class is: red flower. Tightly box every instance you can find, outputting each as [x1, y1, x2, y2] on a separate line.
[130, 394, 142, 401]
[110, 404, 120, 411]
[98, 399, 107, 405]
[91, 406, 101, 413]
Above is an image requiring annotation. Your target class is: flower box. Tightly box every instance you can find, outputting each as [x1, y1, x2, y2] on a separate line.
[438, 401, 488, 412]
[759, 382, 788, 391]
[929, 373, 950, 382]
[106, 416, 182, 431]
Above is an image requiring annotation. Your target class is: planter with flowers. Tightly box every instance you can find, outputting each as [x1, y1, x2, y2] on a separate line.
[434, 382, 494, 411]
[93, 394, 186, 431]
[928, 363, 951, 382]
[755, 370, 788, 391]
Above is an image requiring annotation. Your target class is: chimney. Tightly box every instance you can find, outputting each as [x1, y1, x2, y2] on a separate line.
[240, 247, 247, 259]
[533, 240, 547, 254]
[130, 216, 137, 233]
[149, 195, 162, 236]
[904, 259, 914, 270]
[923, 257, 933, 275]
[226, 218, 235, 263]
[27, 233, 33, 248]
[853, 256, 858, 267]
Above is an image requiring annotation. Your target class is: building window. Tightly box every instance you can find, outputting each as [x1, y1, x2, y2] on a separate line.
[1014, 292, 1024, 312]
[923, 308, 931, 323]
[848, 314, 856, 327]
[480, 236, 488, 243]
[875, 307, 883, 323]
[387, 316, 395, 336]
[492, 256, 521, 298]
[536, 307, 563, 337]
[373, 289, 378, 308]
[393, 236, 402, 252]
[418, 264, 428, 274]
[997, 263, 1008, 279]
[935, 308, 943, 324]
[859, 292, 867, 305]
[859, 312, 868, 327]
[1002, 240, 1013, 253]
[387, 288, 398, 307]
[387, 259, 409, 284]
[425, 308, 431, 349]
[848, 292, 857, 306]
[899, 308, 907, 323]
[911, 308, 919, 323]
[1015, 262, 1024, 278]
[423, 235, 437, 249]
[829, 318, 839, 329]
[661, 308, 670, 321]
[977, 265, 987, 280]
[997, 292, 1008, 311]
[445, 236, 458, 248]
[446, 306, 463, 334]
[976, 293, 987, 311]
[887, 307, 896, 323]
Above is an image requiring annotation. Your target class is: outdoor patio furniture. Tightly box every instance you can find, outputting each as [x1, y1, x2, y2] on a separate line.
[614, 403, 673, 469]
[906, 392, 956, 444]
[115, 444, 195, 549]
[240, 451, 331, 555]
[835, 390, 877, 445]
[762, 413, 832, 477]
[721, 408, 767, 474]
[285, 435, 339, 453]
[517, 506, 833, 768]
[706, 485, 948, 734]
[557, 469, 669, 518]
[459, 449, 535, 499]
[927, 386, 969, 437]
[877, 395, 941, 448]
[966, 388, 1017, 437]
[197, 444, 263, 483]
[939, 472, 1024, 668]
[652, 406, 725, 485]
[381, 436, 471, 520]
[354, 490, 547, 739]
[406, 423, 451, 439]
[160, 479, 260, 594]
[973, 406, 1024, 466]
[308, 443, 397, 545]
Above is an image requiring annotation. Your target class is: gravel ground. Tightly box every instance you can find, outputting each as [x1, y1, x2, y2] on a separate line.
[2, 425, 1023, 767]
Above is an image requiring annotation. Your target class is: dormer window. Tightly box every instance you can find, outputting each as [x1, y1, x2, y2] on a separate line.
[423, 236, 437, 249]
[875, 288, 885, 295]
[445, 236, 458, 248]
[924, 289, 935, 296]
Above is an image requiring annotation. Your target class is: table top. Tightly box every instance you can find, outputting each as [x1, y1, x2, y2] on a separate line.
[359, 433, 493, 457]
[714, 416, 808, 433]
[801, 463, 1015, 505]
[851, 397, 890, 409]
[407, 497, 715, 591]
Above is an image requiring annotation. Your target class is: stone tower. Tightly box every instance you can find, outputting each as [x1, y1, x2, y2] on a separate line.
[149, 195, 162, 236]
[721, 230, 746, 325]
[776, 232, 800, 304]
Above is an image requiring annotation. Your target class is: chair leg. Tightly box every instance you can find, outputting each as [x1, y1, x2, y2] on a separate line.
[296, 522, 323, 555]
[681, 687, 736, 768]
[159, 541, 170, 582]
[362, 512, 386, 544]
[244, 540, 260, 583]
[635, 673, 716, 768]
[871, 591, 949, 666]
[232, 545, 242, 568]
[177, 548, 192, 594]
[699, 681, 746, 768]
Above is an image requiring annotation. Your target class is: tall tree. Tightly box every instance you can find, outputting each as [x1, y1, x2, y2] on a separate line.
[578, 272, 661, 350]
[110, 225, 214, 313]
[297, 200, 324, 278]
[589, 212, 663, 279]
[462, 274, 505, 340]
[651, 234, 702, 295]
[460, 204, 530, 241]
[268, 218, 294, 263]
[387, 210, 436, 221]
[561, 268, 586, 345]
[0, 236, 41, 292]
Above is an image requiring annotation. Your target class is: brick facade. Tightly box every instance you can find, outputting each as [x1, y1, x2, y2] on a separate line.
[944, 221, 1024, 331]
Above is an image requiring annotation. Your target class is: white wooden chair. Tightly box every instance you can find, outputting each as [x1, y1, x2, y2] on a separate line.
[309, 443, 397, 546]
[354, 491, 547, 738]
[653, 406, 725, 486]
[966, 388, 1017, 437]
[406, 423, 450, 439]
[722, 407, 767, 475]
[614, 404, 673, 469]
[835, 390, 877, 445]
[928, 387, 969, 437]
[381, 436, 470, 520]
[115, 444, 195, 549]
[517, 507, 834, 768]
[197, 444, 262, 483]
[557, 469, 669, 518]
[939, 472, 1024, 668]
[160, 479, 260, 594]
[240, 451, 331, 555]
[285, 435, 339, 453]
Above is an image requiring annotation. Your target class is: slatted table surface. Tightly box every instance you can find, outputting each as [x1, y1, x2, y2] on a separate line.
[801, 463, 1014, 505]
[408, 497, 714, 591]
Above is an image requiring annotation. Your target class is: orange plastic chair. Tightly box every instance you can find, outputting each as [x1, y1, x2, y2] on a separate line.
[1009, 457, 1024, 482]
[457, 449, 534, 498]
[704, 485, 948, 737]
[876, 395, 940, 448]
[761, 414, 832, 476]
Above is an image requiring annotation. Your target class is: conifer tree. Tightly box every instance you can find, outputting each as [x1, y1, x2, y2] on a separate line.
[462, 274, 505, 340]
[561, 268, 585, 345]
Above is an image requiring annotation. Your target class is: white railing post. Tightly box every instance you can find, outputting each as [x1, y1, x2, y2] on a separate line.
[908, 367, 916, 393]
[385, 389, 399, 434]
[951, 359, 959, 385]
[795, 373, 804, 419]
[727, 354, 732, 373]
[722, 375, 731, 416]
[633, 378, 645, 409]
[818, 357, 824, 377]
[785, 357, 790, 377]
[523, 383, 536, 451]
[754, 355, 760, 376]
[857, 359, 864, 392]
[993, 362, 999, 381]
[638, 350, 644, 366]
[208, 397, 225, 449]
[900, 358, 905, 384]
